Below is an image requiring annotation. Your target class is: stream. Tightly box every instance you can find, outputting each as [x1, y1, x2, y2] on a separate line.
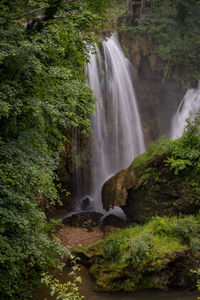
[35, 266, 198, 300]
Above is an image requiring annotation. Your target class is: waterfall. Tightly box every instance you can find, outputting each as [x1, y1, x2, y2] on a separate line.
[171, 82, 200, 139]
[74, 33, 145, 212]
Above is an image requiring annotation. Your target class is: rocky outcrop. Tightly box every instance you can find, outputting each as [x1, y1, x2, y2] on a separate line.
[102, 149, 200, 223]
[102, 168, 136, 210]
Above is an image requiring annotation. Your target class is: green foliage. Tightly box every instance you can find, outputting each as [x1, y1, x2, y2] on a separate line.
[103, 236, 125, 260]
[122, 234, 150, 268]
[122, 0, 200, 88]
[152, 215, 200, 253]
[166, 112, 200, 174]
[105, 215, 195, 265]
[0, 0, 123, 298]
[132, 112, 200, 179]
[41, 255, 83, 300]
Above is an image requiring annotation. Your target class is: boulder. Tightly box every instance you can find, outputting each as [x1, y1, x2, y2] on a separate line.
[101, 214, 126, 228]
[74, 215, 200, 293]
[81, 197, 91, 209]
[102, 168, 137, 211]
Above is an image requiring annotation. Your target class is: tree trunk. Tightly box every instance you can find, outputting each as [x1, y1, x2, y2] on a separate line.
[127, 0, 133, 13]
[140, 0, 146, 18]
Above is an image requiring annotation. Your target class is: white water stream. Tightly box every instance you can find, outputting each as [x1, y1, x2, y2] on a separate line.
[74, 33, 145, 212]
[171, 82, 200, 139]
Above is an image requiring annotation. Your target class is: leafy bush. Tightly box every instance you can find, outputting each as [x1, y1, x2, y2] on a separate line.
[166, 112, 200, 174]
[41, 255, 83, 300]
[122, 234, 150, 267]
[103, 236, 125, 260]
[131, 138, 174, 170]
[132, 112, 200, 179]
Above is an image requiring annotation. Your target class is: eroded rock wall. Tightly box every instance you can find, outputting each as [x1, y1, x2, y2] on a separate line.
[119, 31, 185, 144]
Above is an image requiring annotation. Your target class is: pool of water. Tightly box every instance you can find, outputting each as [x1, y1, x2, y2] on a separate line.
[34, 266, 199, 300]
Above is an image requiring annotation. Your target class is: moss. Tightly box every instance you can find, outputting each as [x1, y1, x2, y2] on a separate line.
[131, 139, 174, 171]
[76, 215, 199, 292]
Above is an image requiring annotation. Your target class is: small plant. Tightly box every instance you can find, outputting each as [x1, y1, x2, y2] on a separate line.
[122, 235, 150, 268]
[103, 238, 122, 260]
[41, 255, 83, 300]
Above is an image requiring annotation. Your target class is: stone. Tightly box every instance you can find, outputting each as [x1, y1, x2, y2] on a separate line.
[81, 197, 91, 209]
[102, 168, 137, 211]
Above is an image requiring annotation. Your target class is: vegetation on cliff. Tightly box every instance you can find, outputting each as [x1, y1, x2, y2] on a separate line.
[0, 0, 122, 298]
[122, 0, 200, 88]
[127, 112, 200, 219]
[102, 112, 200, 222]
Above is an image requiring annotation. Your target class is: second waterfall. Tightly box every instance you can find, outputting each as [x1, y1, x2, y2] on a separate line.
[74, 34, 145, 212]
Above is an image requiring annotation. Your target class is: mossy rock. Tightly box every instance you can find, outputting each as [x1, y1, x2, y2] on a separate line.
[102, 139, 200, 223]
[75, 215, 200, 293]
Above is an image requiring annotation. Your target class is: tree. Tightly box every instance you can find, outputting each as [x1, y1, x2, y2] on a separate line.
[139, 0, 146, 17]
[0, 0, 122, 298]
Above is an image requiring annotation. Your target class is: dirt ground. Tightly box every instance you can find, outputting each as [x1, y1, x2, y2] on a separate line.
[56, 225, 104, 248]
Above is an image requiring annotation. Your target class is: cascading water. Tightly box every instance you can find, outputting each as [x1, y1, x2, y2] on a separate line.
[171, 81, 200, 139]
[74, 33, 145, 212]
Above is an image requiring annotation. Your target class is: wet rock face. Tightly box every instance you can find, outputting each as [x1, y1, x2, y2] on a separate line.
[102, 152, 200, 223]
[102, 169, 129, 210]
[56, 130, 92, 211]
[119, 32, 185, 145]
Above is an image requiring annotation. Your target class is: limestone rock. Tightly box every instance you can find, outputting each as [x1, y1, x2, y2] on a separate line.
[102, 168, 137, 211]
